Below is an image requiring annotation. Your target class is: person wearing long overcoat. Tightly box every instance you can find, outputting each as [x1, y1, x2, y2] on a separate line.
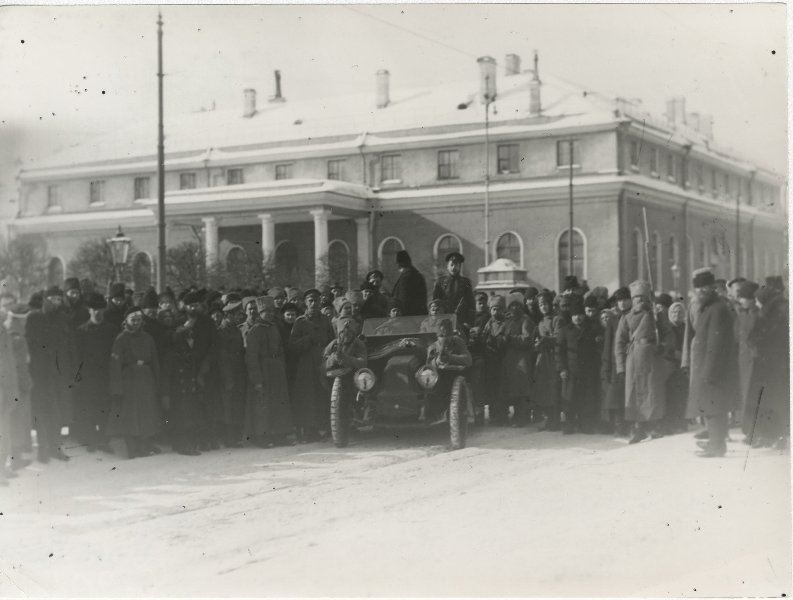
[245, 296, 294, 446]
[5, 303, 33, 467]
[288, 289, 334, 441]
[25, 286, 75, 462]
[744, 286, 789, 448]
[0, 306, 20, 484]
[432, 252, 476, 329]
[107, 307, 162, 458]
[391, 250, 428, 316]
[615, 280, 676, 444]
[73, 292, 117, 452]
[683, 268, 738, 457]
[662, 301, 689, 435]
[600, 287, 631, 436]
[216, 295, 247, 447]
[733, 281, 759, 434]
[501, 294, 535, 426]
[531, 290, 562, 430]
[556, 299, 601, 433]
[161, 326, 206, 455]
[479, 294, 507, 424]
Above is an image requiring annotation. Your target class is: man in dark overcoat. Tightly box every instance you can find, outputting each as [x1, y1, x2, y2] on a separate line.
[25, 286, 74, 462]
[601, 286, 631, 436]
[73, 292, 117, 452]
[289, 289, 335, 441]
[391, 250, 428, 316]
[217, 294, 247, 447]
[684, 268, 738, 457]
[432, 252, 475, 330]
[103, 283, 128, 333]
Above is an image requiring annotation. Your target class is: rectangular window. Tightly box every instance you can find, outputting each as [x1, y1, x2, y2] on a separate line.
[556, 140, 580, 167]
[275, 164, 292, 180]
[179, 172, 197, 190]
[723, 173, 731, 197]
[629, 140, 640, 169]
[47, 184, 60, 209]
[695, 162, 704, 191]
[327, 159, 346, 181]
[649, 148, 658, 175]
[711, 169, 718, 196]
[226, 168, 244, 185]
[437, 149, 460, 180]
[134, 176, 150, 200]
[497, 144, 520, 174]
[381, 154, 401, 182]
[666, 154, 676, 182]
[89, 180, 105, 205]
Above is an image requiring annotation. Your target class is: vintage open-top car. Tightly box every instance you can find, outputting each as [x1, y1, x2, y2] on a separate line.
[324, 314, 474, 450]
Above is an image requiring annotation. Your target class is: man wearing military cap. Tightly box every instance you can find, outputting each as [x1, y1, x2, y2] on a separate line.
[289, 288, 335, 441]
[615, 280, 676, 444]
[432, 251, 475, 330]
[215, 293, 247, 447]
[683, 267, 738, 457]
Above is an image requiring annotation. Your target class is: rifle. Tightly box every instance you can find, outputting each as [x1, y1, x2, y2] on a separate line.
[642, 207, 660, 345]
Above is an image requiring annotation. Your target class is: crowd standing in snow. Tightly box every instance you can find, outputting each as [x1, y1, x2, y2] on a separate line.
[0, 248, 789, 485]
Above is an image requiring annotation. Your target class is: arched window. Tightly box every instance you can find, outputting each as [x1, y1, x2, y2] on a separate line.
[495, 231, 523, 267]
[47, 257, 64, 287]
[378, 237, 405, 287]
[132, 252, 152, 291]
[434, 234, 463, 274]
[274, 240, 299, 286]
[328, 240, 350, 289]
[557, 228, 586, 289]
[630, 228, 644, 282]
[652, 232, 663, 290]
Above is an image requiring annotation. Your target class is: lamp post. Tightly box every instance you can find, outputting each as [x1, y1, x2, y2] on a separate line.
[107, 226, 132, 284]
[458, 80, 494, 266]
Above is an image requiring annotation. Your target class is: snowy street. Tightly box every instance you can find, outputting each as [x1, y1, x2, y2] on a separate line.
[1, 426, 789, 597]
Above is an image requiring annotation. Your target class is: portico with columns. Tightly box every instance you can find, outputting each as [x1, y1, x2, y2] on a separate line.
[142, 179, 373, 288]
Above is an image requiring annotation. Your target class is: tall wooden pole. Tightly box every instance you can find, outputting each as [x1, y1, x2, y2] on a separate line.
[568, 138, 574, 276]
[156, 11, 167, 292]
[483, 93, 491, 266]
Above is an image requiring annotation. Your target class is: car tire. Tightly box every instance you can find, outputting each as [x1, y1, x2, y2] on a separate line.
[449, 375, 468, 450]
[330, 376, 349, 448]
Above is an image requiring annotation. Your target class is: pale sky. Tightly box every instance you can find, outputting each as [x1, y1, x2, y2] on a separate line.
[0, 3, 788, 218]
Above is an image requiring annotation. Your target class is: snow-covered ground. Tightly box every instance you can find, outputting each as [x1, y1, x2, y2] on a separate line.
[0, 426, 789, 597]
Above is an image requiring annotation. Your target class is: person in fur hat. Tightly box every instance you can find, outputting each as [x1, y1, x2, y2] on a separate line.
[288, 289, 335, 442]
[501, 292, 536, 426]
[432, 251, 475, 330]
[215, 294, 247, 448]
[478, 294, 508, 425]
[106, 307, 163, 459]
[25, 286, 74, 462]
[73, 292, 117, 453]
[615, 280, 676, 444]
[104, 282, 128, 332]
[734, 281, 759, 436]
[531, 290, 562, 431]
[601, 286, 632, 436]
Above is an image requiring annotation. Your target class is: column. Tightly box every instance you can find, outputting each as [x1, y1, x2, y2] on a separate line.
[310, 208, 330, 286]
[258, 212, 275, 265]
[202, 216, 218, 270]
[355, 216, 371, 274]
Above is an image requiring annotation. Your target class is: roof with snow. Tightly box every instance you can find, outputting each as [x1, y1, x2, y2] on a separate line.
[21, 67, 778, 179]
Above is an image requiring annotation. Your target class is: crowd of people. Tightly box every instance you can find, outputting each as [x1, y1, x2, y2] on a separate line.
[0, 246, 789, 485]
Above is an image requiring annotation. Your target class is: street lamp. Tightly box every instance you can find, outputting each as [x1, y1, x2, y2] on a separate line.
[107, 225, 132, 283]
[458, 80, 495, 266]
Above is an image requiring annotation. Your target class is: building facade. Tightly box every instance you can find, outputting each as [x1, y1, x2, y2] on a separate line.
[12, 53, 787, 295]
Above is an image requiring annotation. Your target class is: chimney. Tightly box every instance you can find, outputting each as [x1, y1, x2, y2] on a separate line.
[243, 88, 256, 118]
[529, 50, 541, 116]
[477, 56, 497, 104]
[269, 70, 285, 103]
[665, 96, 686, 128]
[504, 53, 521, 76]
[376, 69, 390, 109]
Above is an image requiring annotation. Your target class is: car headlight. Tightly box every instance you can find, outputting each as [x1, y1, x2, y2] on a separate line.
[353, 368, 376, 392]
[415, 365, 439, 390]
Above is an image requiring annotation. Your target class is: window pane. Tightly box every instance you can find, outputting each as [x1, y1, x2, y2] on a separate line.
[381, 155, 401, 181]
[558, 230, 585, 284]
[556, 140, 579, 167]
[227, 169, 244, 185]
[497, 145, 519, 174]
[275, 164, 292, 180]
[496, 232, 520, 264]
[438, 150, 459, 180]
[47, 185, 60, 208]
[180, 173, 196, 190]
[328, 241, 349, 288]
[134, 177, 150, 200]
[327, 160, 345, 181]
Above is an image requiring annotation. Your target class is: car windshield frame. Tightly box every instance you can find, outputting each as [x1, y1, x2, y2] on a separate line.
[361, 313, 458, 337]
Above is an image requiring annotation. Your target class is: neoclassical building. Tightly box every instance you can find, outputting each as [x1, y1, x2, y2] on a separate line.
[13, 53, 787, 295]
